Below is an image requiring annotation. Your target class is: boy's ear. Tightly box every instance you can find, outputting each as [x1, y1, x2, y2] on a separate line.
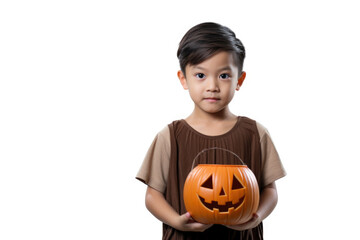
[236, 71, 246, 91]
[178, 70, 188, 90]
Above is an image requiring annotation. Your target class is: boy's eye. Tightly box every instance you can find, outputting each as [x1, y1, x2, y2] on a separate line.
[219, 73, 230, 79]
[195, 73, 205, 79]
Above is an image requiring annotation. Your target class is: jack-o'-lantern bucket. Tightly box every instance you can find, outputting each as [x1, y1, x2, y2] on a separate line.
[183, 147, 259, 225]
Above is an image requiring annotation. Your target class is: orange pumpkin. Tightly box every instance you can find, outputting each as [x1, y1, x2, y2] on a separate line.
[183, 164, 259, 225]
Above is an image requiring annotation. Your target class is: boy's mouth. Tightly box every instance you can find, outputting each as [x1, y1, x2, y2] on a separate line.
[204, 97, 220, 102]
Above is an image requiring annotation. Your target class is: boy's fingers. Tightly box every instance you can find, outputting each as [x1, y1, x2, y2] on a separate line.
[180, 212, 191, 223]
[179, 212, 213, 232]
[189, 222, 213, 232]
[249, 213, 259, 223]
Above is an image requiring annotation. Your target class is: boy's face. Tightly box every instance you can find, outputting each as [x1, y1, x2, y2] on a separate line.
[178, 51, 245, 115]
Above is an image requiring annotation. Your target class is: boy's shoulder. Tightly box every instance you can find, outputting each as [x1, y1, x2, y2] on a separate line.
[254, 120, 269, 140]
[230, 116, 271, 142]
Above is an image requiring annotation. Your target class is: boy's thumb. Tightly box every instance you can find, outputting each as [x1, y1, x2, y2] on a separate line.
[180, 212, 191, 223]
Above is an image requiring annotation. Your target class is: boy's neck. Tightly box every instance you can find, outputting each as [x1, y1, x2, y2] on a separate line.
[187, 105, 236, 121]
[185, 107, 238, 136]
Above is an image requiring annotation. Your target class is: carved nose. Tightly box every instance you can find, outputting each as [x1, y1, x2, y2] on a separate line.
[219, 188, 226, 196]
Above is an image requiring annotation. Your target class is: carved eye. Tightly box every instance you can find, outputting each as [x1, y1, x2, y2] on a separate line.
[232, 175, 244, 190]
[201, 175, 213, 189]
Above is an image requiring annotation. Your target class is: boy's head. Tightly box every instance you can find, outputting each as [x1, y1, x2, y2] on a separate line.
[177, 22, 245, 77]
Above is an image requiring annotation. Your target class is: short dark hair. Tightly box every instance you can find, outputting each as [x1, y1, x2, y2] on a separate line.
[177, 22, 246, 75]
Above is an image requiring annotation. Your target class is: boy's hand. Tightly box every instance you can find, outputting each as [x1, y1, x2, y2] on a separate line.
[224, 213, 261, 231]
[225, 182, 279, 231]
[176, 212, 213, 232]
[145, 187, 212, 232]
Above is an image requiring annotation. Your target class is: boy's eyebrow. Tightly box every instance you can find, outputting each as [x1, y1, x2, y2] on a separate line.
[218, 66, 232, 71]
[192, 66, 207, 71]
[192, 66, 233, 71]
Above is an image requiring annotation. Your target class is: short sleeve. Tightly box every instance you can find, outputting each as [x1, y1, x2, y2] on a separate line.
[135, 126, 171, 193]
[256, 122, 286, 187]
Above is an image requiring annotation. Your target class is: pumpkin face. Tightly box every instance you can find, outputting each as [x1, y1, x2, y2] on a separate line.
[183, 164, 259, 225]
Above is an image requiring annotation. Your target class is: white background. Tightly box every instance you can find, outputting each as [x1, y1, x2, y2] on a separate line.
[1, 0, 359, 239]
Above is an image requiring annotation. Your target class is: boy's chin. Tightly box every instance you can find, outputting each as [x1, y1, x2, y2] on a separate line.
[196, 105, 228, 115]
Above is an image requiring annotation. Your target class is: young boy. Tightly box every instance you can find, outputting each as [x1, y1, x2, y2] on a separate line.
[136, 22, 286, 240]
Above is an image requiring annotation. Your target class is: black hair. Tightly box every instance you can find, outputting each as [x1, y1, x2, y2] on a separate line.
[177, 22, 245, 76]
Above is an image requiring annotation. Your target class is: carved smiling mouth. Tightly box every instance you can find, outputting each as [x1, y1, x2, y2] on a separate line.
[198, 195, 245, 213]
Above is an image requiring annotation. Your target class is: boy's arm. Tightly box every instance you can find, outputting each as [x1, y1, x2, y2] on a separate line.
[225, 182, 278, 231]
[145, 186, 213, 232]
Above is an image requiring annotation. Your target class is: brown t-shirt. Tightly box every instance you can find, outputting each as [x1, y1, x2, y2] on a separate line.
[136, 117, 286, 240]
[136, 118, 285, 193]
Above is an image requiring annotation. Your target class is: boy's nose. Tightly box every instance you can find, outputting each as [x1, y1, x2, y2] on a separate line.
[206, 78, 219, 92]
